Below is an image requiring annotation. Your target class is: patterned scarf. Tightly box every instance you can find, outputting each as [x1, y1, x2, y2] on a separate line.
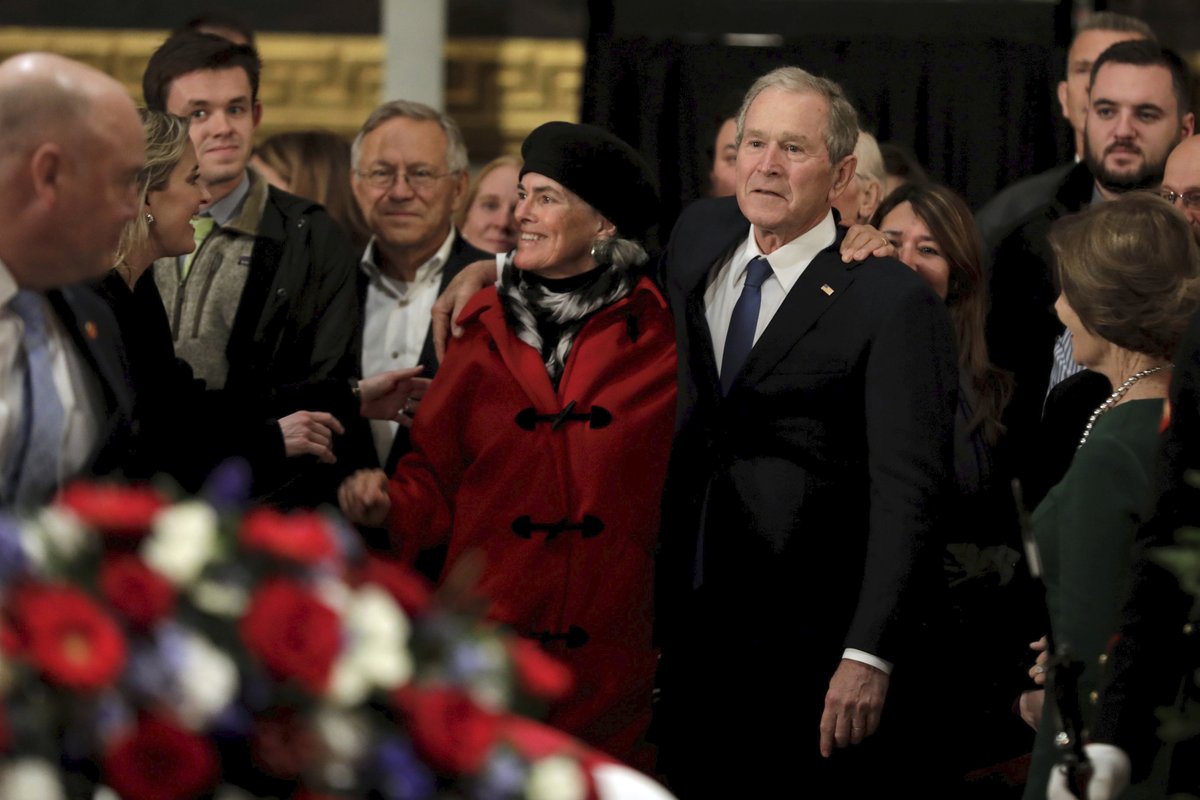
[498, 258, 639, 384]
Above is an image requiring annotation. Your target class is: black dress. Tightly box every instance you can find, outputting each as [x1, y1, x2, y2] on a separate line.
[93, 270, 286, 493]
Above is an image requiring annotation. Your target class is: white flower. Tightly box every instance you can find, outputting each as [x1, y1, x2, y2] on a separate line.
[467, 638, 513, 712]
[175, 628, 238, 730]
[314, 706, 372, 763]
[0, 758, 65, 800]
[189, 579, 248, 618]
[526, 756, 587, 800]
[34, 507, 88, 560]
[141, 502, 219, 586]
[327, 585, 412, 706]
[18, 507, 88, 574]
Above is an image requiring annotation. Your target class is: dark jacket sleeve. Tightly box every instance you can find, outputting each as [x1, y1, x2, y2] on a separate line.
[850, 272, 958, 659]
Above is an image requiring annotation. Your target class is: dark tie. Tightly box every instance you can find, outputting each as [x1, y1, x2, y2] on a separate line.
[720, 256, 773, 394]
[6, 290, 66, 507]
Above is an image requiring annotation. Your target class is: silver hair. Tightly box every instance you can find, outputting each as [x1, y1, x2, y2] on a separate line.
[853, 130, 886, 189]
[591, 236, 649, 270]
[351, 99, 468, 173]
[735, 66, 859, 165]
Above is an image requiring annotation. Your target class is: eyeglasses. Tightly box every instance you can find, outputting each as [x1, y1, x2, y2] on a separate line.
[355, 166, 454, 191]
[1158, 189, 1200, 210]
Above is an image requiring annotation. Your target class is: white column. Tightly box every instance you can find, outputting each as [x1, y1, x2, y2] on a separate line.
[381, 0, 446, 109]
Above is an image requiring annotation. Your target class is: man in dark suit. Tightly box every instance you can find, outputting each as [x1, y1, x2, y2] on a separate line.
[654, 66, 957, 795]
[975, 12, 1153, 252]
[0, 53, 143, 508]
[349, 100, 490, 474]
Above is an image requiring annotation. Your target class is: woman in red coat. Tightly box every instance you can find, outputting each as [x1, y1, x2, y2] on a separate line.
[340, 122, 675, 768]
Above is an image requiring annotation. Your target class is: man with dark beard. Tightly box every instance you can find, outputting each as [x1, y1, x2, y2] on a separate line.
[986, 39, 1192, 500]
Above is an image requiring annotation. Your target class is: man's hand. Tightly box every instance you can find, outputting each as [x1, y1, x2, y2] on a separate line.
[338, 468, 391, 527]
[819, 659, 889, 757]
[358, 367, 430, 424]
[840, 223, 896, 263]
[278, 411, 345, 464]
[1047, 743, 1131, 800]
[1028, 635, 1049, 686]
[1018, 689, 1044, 730]
[431, 258, 499, 363]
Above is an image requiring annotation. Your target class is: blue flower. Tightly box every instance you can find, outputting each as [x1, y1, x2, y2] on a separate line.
[0, 514, 27, 584]
[374, 736, 437, 800]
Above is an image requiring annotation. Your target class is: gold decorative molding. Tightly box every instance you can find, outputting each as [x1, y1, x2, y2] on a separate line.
[0, 28, 583, 162]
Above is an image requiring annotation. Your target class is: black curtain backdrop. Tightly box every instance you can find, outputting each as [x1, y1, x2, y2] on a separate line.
[582, 2, 1073, 241]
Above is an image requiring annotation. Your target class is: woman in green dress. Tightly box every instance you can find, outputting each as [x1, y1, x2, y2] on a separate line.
[1022, 192, 1200, 799]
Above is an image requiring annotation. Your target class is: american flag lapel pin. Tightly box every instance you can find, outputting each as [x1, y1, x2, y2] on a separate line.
[84, 321, 99, 340]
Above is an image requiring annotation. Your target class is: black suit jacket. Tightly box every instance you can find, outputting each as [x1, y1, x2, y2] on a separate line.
[656, 195, 956, 702]
[986, 161, 1095, 482]
[45, 285, 136, 482]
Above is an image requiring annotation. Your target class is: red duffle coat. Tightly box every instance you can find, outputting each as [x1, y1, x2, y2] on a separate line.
[386, 275, 677, 767]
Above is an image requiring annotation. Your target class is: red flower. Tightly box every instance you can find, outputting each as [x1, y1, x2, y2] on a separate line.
[240, 508, 337, 565]
[508, 638, 574, 701]
[11, 583, 126, 690]
[251, 707, 323, 780]
[357, 555, 432, 615]
[104, 714, 219, 800]
[394, 686, 500, 774]
[100, 555, 175, 630]
[58, 483, 166, 539]
[240, 578, 340, 694]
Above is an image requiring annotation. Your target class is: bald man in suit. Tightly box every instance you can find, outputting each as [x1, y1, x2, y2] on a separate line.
[0, 52, 144, 508]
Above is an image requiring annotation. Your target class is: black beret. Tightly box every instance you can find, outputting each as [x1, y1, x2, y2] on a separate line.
[520, 122, 659, 240]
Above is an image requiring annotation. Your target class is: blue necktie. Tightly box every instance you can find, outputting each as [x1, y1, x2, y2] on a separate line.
[720, 256, 773, 394]
[6, 291, 66, 507]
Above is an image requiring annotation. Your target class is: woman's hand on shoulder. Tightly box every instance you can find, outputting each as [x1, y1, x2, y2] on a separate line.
[431, 258, 500, 363]
[840, 223, 896, 263]
[338, 468, 391, 527]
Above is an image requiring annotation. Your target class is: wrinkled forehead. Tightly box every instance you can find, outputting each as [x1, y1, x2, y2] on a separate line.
[359, 116, 449, 165]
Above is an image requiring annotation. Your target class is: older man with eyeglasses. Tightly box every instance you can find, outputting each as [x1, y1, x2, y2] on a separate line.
[1160, 135, 1200, 227]
[348, 101, 490, 483]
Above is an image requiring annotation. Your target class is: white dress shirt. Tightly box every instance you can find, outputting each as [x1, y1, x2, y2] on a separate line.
[360, 229, 456, 464]
[704, 212, 837, 375]
[0, 258, 101, 505]
[701, 214, 892, 676]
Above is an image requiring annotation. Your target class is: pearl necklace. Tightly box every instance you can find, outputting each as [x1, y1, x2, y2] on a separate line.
[1077, 365, 1170, 449]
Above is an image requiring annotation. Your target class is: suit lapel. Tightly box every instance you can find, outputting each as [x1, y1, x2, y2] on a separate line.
[47, 287, 132, 456]
[417, 233, 491, 374]
[684, 240, 740, 397]
[733, 250, 859, 391]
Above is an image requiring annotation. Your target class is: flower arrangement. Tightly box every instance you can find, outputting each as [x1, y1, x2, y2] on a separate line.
[0, 468, 608, 800]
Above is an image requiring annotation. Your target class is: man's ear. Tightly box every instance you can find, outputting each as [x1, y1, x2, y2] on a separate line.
[829, 154, 857, 199]
[251, 101, 263, 131]
[1056, 80, 1070, 121]
[29, 143, 64, 205]
[1182, 113, 1195, 139]
[858, 179, 883, 225]
[449, 170, 470, 213]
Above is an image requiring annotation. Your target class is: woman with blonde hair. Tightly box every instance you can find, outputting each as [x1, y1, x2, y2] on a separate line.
[99, 111, 423, 493]
[455, 154, 521, 254]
